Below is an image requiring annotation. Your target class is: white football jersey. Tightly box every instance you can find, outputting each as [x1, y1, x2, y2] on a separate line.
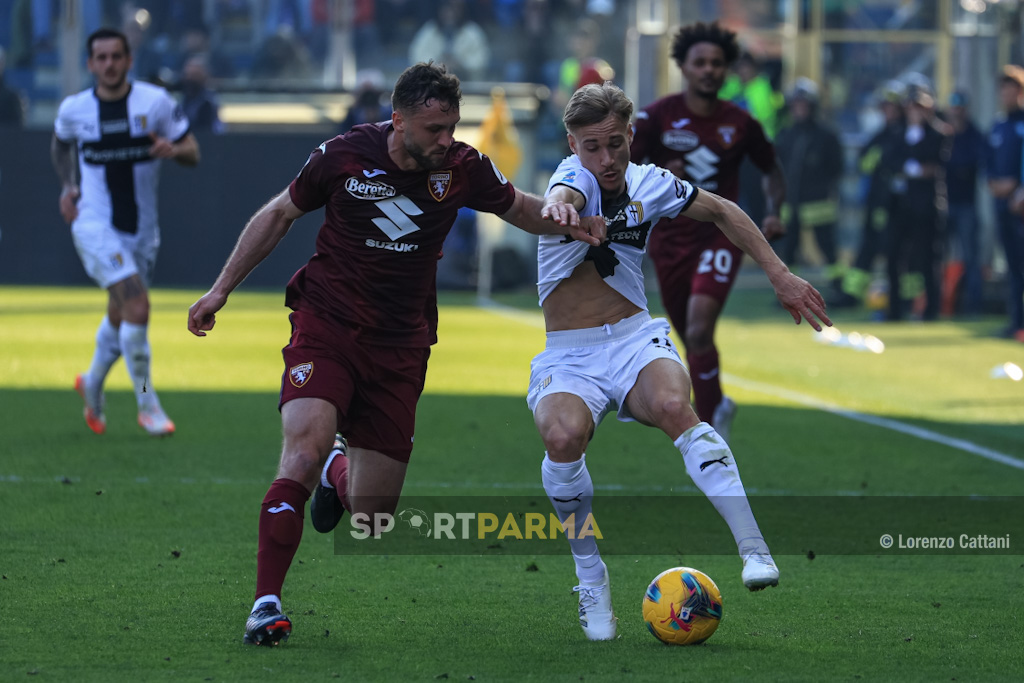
[54, 81, 190, 239]
[539, 156, 698, 309]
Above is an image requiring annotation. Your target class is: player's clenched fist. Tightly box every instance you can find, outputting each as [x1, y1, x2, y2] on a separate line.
[188, 291, 227, 337]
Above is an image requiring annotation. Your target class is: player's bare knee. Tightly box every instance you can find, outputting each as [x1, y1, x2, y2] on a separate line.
[654, 395, 698, 433]
[534, 394, 592, 460]
[656, 395, 690, 420]
[278, 448, 325, 488]
[121, 296, 150, 325]
[541, 421, 589, 462]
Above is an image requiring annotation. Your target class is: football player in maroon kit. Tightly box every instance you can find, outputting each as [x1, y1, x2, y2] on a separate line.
[630, 22, 786, 443]
[187, 62, 604, 646]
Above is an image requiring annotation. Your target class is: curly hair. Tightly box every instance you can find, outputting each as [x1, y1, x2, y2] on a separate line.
[670, 22, 739, 67]
[392, 61, 462, 114]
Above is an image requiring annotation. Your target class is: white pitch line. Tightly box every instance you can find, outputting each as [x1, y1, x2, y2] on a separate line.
[478, 298, 1024, 472]
[724, 375, 1024, 471]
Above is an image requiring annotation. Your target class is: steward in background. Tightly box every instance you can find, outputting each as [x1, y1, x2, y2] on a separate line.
[842, 80, 906, 306]
[773, 78, 847, 304]
[881, 79, 951, 321]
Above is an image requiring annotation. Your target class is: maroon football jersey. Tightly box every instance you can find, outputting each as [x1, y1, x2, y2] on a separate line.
[631, 94, 775, 249]
[631, 94, 774, 201]
[287, 122, 515, 347]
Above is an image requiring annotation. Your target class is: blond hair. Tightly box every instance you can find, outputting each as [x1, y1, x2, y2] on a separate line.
[563, 83, 633, 132]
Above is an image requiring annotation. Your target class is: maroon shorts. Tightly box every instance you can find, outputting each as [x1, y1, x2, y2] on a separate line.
[280, 310, 430, 462]
[650, 225, 744, 326]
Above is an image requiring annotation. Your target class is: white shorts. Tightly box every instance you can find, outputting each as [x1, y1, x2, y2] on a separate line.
[527, 311, 686, 427]
[71, 220, 158, 289]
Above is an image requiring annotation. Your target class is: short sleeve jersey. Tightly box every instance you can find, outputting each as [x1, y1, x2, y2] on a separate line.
[53, 82, 190, 238]
[631, 95, 774, 244]
[287, 122, 516, 347]
[538, 155, 698, 310]
[630, 95, 774, 201]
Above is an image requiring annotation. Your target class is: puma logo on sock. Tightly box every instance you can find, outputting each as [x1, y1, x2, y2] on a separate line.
[699, 456, 730, 471]
[553, 494, 582, 504]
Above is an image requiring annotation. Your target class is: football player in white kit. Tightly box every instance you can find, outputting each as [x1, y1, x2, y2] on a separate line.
[51, 28, 199, 436]
[534, 83, 831, 640]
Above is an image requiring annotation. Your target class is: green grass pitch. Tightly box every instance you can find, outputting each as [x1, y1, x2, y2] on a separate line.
[1, 284, 1023, 681]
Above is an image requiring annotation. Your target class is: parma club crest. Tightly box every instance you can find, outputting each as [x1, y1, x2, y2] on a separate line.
[626, 201, 644, 225]
[289, 362, 313, 387]
[428, 171, 452, 202]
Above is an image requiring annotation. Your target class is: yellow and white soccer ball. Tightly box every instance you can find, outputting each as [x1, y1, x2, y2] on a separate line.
[642, 567, 723, 645]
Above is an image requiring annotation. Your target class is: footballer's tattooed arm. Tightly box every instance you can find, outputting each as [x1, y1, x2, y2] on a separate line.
[50, 135, 80, 225]
[50, 135, 77, 185]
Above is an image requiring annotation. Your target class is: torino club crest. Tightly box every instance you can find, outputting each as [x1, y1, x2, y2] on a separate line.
[716, 126, 737, 148]
[289, 362, 313, 387]
[428, 171, 451, 202]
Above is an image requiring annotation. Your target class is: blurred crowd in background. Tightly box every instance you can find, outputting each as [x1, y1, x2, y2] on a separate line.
[1, 0, 1023, 338]
[0, 0, 629, 101]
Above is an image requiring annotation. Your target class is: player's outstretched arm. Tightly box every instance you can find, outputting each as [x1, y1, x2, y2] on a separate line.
[188, 189, 305, 336]
[501, 188, 604, 246]
[682, 189, 832, 331]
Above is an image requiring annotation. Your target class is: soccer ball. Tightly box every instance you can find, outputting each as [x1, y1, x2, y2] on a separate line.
[642, 567, 723, 645]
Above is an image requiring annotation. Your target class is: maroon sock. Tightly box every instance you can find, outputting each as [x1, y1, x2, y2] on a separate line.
[326, 451, 351, 511]
[254, 478, 311, 602]
[687, 347, 722, 424]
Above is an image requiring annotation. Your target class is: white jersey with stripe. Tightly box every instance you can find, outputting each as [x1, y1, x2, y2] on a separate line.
[54, 81, 190, 239]
[539, 155, 698, 309]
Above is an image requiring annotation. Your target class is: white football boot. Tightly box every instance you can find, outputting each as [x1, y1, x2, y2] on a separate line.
[573, 566, 617, 640]
[138, 402, 176, 437]
[742, 552, 780, 591]
[74, 373, 106, 435]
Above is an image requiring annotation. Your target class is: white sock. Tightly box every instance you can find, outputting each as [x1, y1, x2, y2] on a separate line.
[252, 595, 281, 613]
[675, 423, 769, 557]
[86, 316, 121, 388]
[542, 454, 605, 586]
[119, 321, 157, 409]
